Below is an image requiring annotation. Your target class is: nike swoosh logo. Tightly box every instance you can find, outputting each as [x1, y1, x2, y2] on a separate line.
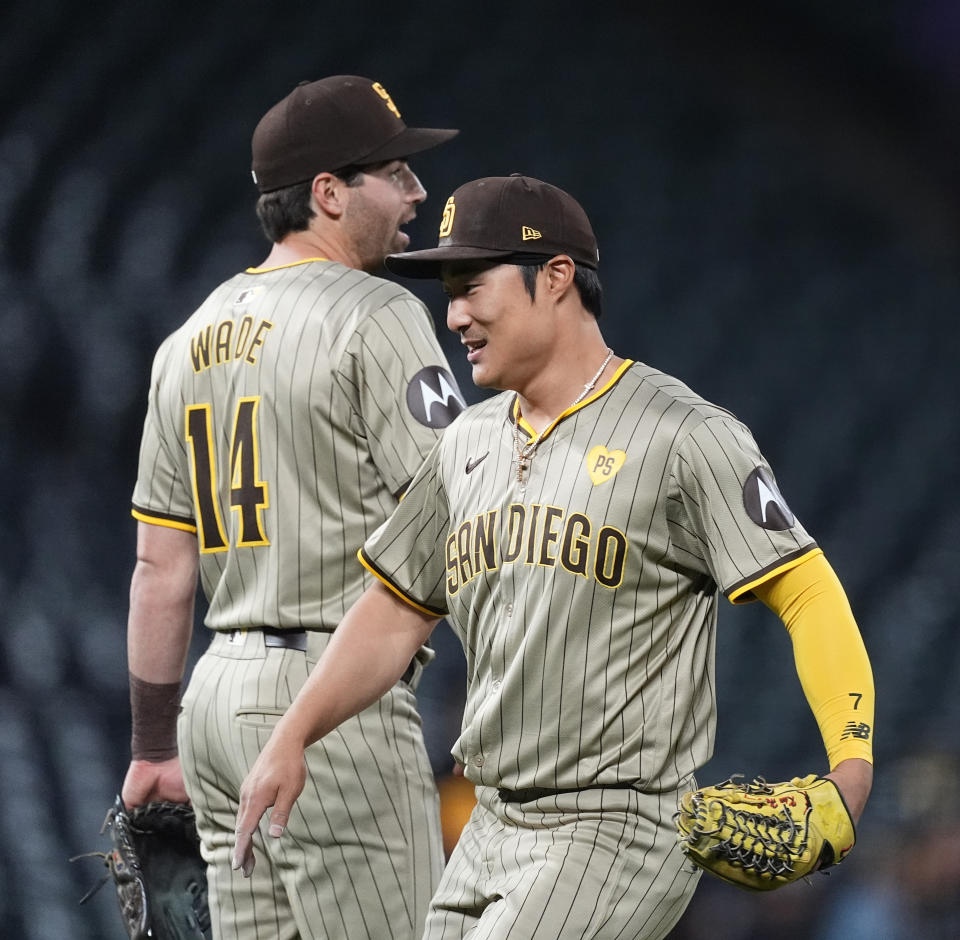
[465, 452, 489, 474]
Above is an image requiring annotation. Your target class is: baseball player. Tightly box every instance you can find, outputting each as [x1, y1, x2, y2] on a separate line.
[120, 76, 465, 939]
[233, 175, 875, 939]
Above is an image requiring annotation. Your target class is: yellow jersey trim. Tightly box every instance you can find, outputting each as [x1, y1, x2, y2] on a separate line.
[131, 508, 198, 534]
[358, 549, 445, 618]
[244, 257, 330, 274]
[514, 359, 635, 440]
[728, 547, 823, 603]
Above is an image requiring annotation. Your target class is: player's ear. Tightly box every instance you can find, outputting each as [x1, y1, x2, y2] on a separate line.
[311, 172, 346, 219]
[543, 255, 576, 298]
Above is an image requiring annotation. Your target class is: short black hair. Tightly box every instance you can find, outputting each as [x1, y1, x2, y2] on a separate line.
[254, 166, 367, 243]
[332, 164, 373, 186]
[255, 180, 313, 243]
[518, 261, 603, 318]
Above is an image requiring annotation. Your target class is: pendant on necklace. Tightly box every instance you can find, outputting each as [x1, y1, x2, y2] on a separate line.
[510, 347, 614, 491]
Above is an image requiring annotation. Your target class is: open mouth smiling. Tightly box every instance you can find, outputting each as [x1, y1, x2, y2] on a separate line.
[463, 338, 486, 362]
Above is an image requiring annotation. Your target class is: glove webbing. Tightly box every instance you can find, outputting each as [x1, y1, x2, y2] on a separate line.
[70, 800, 148, 905]
[687, 777, 811, 878]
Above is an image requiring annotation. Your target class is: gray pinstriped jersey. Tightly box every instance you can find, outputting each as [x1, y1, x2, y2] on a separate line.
[132, 257, 464, 630]
[361, 360, 817, 792]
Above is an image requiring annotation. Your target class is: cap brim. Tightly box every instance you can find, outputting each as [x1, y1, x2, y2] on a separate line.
[360, 126, 459, 164]
[385, 245, 519, 278]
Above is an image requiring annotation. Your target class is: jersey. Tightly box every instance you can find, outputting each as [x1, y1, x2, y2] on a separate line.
[132, 257, 465, 630]
[360, 360, 818, 793]
[131, 257, 462, 939]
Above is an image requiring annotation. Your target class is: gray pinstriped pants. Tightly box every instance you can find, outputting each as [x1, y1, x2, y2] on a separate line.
[178, 630, 444, 939]
[424, 783, 699, 939]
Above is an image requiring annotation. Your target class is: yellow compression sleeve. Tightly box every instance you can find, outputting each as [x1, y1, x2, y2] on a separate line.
[753, 553, 875, 769]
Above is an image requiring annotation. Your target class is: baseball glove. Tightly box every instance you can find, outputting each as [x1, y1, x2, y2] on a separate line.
[675, 774, 855, 891]
[74, 796, 211, 939]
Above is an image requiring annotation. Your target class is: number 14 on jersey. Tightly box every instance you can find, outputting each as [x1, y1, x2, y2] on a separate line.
[185, 398, 270, 552]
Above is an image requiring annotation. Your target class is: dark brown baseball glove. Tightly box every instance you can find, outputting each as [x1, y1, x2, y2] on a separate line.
[73, 796, 211, 939]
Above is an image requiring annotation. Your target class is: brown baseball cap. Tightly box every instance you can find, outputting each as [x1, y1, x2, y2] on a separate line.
[251, 76, 458, 193]
[384, 174, 599, 278]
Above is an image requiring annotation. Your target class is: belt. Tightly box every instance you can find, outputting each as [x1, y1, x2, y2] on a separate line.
[497, 783, 636, 803]
[261, 626, 311, 652]
[256, 627, 418, 686]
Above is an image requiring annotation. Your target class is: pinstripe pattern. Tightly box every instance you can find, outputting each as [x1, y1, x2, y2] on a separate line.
[134, 259, 462, 629]
[132, 258, 458, 937]
[425, 786, 699, 939]
[179, 631, 442, 939]
[361, 360, 817, 937]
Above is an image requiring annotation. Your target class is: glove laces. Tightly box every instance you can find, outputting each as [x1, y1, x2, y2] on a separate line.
[689, 776, 810, 877]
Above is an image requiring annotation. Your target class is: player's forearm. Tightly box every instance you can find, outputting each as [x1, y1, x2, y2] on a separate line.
[126, 523, 198, 761]
[754, 553, 875, 769]
[127, 565, 195, 682]
[276, 580, 439, 749]
[826, 757, 872, 824]
[127, 523, 199, 682]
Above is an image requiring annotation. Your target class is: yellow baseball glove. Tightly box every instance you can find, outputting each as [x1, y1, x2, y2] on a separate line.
[676, 774, 856, 891]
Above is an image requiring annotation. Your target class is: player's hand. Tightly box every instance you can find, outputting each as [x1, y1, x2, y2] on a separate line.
[825, 757, 873, 824]
[232, 731, 308, 878]
[121, 756, 190, 807]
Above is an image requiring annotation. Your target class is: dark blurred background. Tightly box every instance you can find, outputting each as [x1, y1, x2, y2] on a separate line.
[2, 0, 958, 936]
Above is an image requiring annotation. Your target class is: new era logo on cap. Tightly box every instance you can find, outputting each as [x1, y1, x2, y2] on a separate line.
[387, 174, 599, 278]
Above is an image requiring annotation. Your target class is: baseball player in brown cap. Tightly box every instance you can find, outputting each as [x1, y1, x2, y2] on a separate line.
[121, 76, 464, 938]
[233, 175, 874, 939]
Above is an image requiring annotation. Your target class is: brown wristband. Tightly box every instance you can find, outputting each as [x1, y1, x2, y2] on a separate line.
[129, 673, 181, 762]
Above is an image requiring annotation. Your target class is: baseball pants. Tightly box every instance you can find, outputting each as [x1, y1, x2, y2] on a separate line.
[178, 629, 444, 940]
[424, 783, 700, 939]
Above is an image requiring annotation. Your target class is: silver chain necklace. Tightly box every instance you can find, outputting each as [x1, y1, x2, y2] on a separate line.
[513, 347, 614, 484]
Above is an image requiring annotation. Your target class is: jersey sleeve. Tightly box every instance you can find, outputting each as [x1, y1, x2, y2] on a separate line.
[337, 296, 464, 498]
[666, 413, 818, 601]
[130, 341, 196, 531]
[358, 438, 450, 616]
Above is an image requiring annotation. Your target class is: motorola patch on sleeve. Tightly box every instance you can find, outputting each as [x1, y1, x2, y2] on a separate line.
[742, 467, 796, 530]
[406, 366, 465, 428]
